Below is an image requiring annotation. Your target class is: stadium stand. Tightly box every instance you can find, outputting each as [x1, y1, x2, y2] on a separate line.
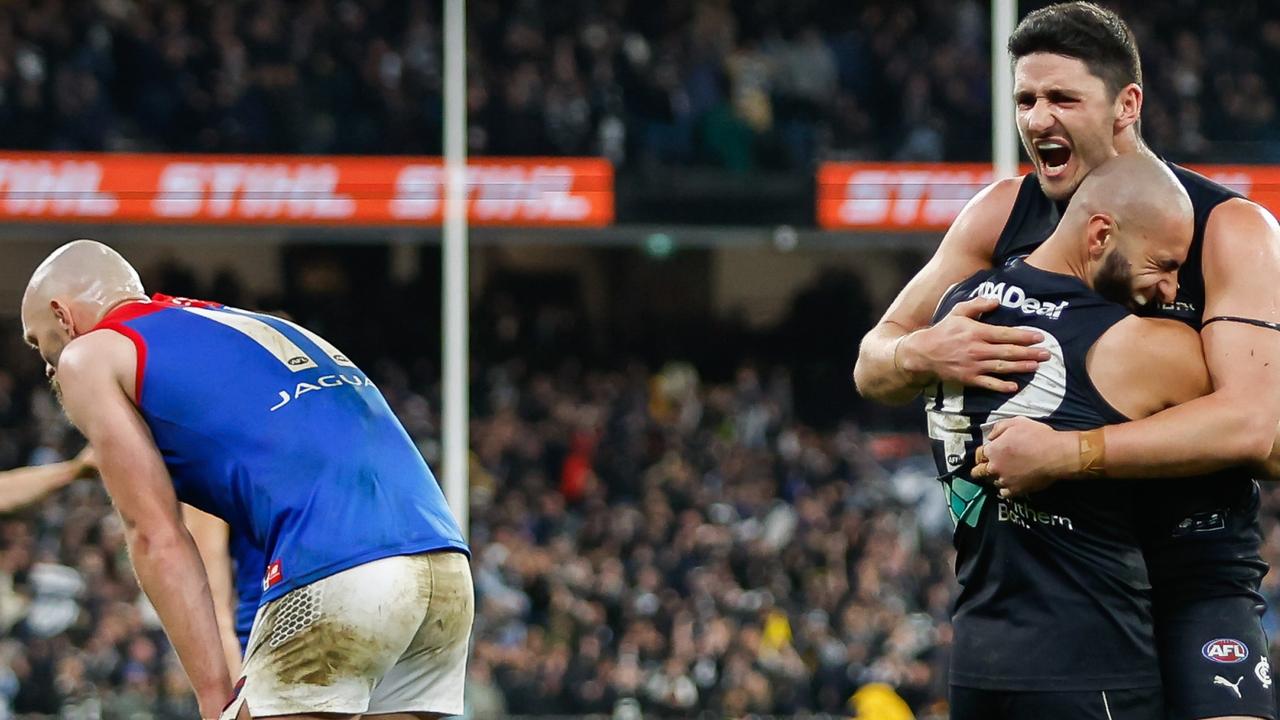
[0, 0, 1276, 165]
[0, 258, 1277, 719]
[1, 1, 1280, 718]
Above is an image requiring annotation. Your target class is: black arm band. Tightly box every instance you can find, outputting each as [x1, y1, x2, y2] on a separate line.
[1202, 315, 1280, 333]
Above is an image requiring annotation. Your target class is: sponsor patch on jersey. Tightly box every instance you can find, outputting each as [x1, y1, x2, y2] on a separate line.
[968, 280, 1069, 319]
[268, 373, 376, 412]
[263, 559, 283, 592]
[1203, 638, 1250, 664]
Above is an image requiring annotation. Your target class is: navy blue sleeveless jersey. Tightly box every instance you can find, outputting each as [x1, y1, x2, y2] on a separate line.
[992, 165, 1265, 602]
[928, 261, 1159, 691]
[93, 294, 469, 604]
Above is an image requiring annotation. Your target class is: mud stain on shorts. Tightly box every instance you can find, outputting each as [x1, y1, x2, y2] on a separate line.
[416, 553, 475, 652]
[267, 618, 377, 686]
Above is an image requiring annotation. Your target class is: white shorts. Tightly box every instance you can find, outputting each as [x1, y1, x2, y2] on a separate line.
[220, 550, 473, 718]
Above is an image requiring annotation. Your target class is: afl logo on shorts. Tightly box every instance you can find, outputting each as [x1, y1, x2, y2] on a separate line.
[1203, 639, 1250, 664]
[288, 356, 309, 366]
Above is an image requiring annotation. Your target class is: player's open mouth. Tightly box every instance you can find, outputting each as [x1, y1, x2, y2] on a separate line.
[1034, 139, 1072, 178]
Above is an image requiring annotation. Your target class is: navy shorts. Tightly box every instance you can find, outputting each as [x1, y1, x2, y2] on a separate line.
[950, 685, 1163, 720]
[1156, 594, 1276, 720]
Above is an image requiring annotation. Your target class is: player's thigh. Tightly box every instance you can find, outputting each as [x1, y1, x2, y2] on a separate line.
[225, 556, 434, 719]
[1156, 595, 1275, 720]
[367, 552, 474, 718]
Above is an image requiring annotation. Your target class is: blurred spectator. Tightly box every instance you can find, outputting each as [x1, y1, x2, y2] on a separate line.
[0, 0, 1274, 165]
[1, 256, 1280, 718]
[0, 287, 954, 717]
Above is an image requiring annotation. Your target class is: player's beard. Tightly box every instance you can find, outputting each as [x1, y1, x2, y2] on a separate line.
[49, 375, 63, 406]
[1093, 251, 1139, 310]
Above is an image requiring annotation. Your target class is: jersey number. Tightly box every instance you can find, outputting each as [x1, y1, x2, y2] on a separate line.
[926, 327, 1067, 527]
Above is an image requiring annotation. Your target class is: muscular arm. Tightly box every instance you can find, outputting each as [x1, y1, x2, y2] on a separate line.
[182, 504, 242, 678]
[1100, 200, 1280, 476]
[980, 200, 1280, 488]
[57, 331, 231, 717]
[0, 446, 94, 512]
[854, 177, 1047, 404]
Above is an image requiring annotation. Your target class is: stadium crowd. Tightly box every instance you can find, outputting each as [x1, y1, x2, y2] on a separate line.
[0, 0, 1276, 167]
[0, 260, 1276, 720]
[0, 0, 1279, 717]
[0, 287, 956, 718]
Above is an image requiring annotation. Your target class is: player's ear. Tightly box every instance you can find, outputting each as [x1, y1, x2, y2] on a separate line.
[1086, 214, 1114, 259]
[1114, 83, 1141, 133]
[49, 300, 75, 337]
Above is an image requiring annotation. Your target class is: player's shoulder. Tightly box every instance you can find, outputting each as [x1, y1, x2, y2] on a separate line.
[1110, 315, 1201, 348]
[69, 327, 138, 360]
[957, 175, 1023, 227]
[1094, 316, 1209, 405]
[1204, 196, 1279, 236]
[941, 175, 1025, 252]
[973, 175, 1025, 205]
[1093, 317, 1201, 380]
[60, 330, 138, 386]
[1164, 161, 1280, 267]
[1198, 196, 1280, 284]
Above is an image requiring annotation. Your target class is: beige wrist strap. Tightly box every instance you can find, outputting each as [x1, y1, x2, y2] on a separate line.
[1078, 428, 1106, 478]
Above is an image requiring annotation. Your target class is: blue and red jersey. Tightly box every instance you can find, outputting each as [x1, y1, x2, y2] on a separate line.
[228, 530, 262, 650]
[93, 294, 468, 605]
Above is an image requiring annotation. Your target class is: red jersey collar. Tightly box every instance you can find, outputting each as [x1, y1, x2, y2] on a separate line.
[93, 294, 169, 329]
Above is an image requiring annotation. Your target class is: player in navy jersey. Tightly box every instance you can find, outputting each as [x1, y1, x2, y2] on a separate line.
[933, 154, 1199, 719]
[20, 240, 473, 720]
[855, 4, 1280, 719]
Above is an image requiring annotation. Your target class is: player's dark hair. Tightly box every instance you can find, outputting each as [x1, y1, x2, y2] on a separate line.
[1008, 2, 1142, 98]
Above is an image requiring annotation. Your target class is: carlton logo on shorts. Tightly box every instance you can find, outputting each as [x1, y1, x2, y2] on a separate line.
[1203, 639, 1250, 664]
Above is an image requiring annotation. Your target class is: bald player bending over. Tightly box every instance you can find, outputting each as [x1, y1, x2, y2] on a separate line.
[22, 241, 472, 720]
[929, 155, 1209, 719]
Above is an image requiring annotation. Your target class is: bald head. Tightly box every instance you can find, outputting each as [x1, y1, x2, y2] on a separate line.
[21, 240, 146, 374]
[1032, 154, 1193, 310]
[1062, 154, 1193, 244]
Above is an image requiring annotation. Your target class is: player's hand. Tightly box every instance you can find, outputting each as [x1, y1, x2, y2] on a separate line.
[71, 445, 96, 479]
[972, 417, 1076, 497]
[898, 297, 1050, 393]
